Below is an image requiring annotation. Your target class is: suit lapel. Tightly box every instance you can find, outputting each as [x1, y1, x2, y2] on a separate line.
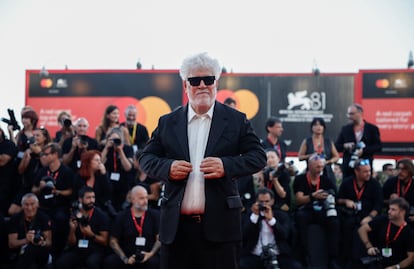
[172, 106, 190, 160]
[205, 102, 228, 156]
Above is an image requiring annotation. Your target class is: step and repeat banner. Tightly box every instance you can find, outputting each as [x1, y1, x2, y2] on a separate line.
[25, 69, 412, 157]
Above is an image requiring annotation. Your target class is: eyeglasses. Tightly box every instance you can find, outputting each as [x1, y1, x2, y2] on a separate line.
[187, 76, 216, 86]
[40, 152, 52, 157]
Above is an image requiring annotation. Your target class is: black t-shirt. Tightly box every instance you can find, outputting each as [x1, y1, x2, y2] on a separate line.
[293, 173, 337, 207]
[33, 164, 75, 209]
[369, 215, 414, 267]
[383, 176, 414, 207]
[110, 208, 160, 256]
[73, 207, 110, 251]
[62, 136, 99, 172]
[338, 177, 383, 217]
[73, 173, 112, 209]
[8, 210, 51, 240]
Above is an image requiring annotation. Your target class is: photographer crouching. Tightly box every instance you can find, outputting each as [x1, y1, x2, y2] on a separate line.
[54, 186, 110, 269]
[240, 188, 303, 269]
[7, 193, 52, 269]
[292, 153, 340, 269]
[358, 198, 414, 269]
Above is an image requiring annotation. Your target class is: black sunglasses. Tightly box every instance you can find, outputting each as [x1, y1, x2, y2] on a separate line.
[187, 76, 216, 86]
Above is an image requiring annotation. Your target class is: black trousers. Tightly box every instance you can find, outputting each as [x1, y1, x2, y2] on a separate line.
[160, 214, 241, 269]
[13, 244, 49, 269]
[103, 253, 160, 269]
[55, 247, 106, 269]
[295, 208, 340, 259]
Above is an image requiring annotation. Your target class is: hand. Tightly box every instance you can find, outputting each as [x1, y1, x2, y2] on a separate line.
[390, 193, 399, 200]
[345, 199, 356, 209]
[312, 189, 328, 200]
[26, 230, 35, 244]
[361, 216, 373, 225]
[200, 157, 225, 179]
[367, 247, 379, 256]
[344, 142, 355, 151]
[169, 160, 192, 180]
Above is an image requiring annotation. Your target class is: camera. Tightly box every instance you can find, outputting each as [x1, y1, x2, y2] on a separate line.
[409, 206, 414, 217]
[258, 202, 267, 212]
[135, 249, 145, 263]
[27, 136, 36, 145]
[348, 141, 366, 168]
[71, 201, 89, 226]
[112, 138, 122, 146]
[33, 230, 43, 244]
[79, 135, 89, 145]
[41, 176, 55, 194]
[1, 109, 20, 130]
[261, 244, 280, 269]
[360, 253, 382, 265]
[62, 118, 72, 128]
[323, 190, 337, 217]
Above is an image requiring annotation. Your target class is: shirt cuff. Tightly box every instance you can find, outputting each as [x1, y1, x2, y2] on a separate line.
[250, 213, 259, 224]
[267, 217, 276, 226]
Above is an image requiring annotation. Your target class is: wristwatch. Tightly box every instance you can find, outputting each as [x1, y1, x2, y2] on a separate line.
[395, 264, 400, 269]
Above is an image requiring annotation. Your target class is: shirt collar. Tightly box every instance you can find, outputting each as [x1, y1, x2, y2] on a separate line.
[188, 102, 215, 123]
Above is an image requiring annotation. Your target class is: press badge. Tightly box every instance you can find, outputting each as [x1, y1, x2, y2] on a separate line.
[135, 237, 146, 246]
[110, 173, 120, 181]
[356, 201, 362, 211]
[17, 151, 24, 159]
[382, 248, 392, 257]
[44, 194, 54, 199]
[78, 239, 89, 248]
[77, 160, 81, 168]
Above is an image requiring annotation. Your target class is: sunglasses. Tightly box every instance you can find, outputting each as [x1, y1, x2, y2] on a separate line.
[357, 159, 370, 166]
[187, 76, 216, 86]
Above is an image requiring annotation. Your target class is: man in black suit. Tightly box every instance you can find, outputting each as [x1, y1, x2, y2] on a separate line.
[240, 188, 303, 269]
[335, 103, 382, 178]
[139, 52, 267, 269]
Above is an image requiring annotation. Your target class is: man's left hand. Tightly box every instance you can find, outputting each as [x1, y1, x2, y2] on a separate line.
[200, 157, 225, 179]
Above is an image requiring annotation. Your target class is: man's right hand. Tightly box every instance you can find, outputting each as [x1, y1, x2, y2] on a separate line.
[169, 160, 192, 180]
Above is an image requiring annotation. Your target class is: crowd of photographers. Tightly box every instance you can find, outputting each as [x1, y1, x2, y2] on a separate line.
[1, 103, 414, 269]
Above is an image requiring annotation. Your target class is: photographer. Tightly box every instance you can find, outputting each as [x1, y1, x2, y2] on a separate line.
[101, 127, 134, 211]
[293, 153, 340, 269]
[358, 198, 414, 269]
[337, 159, 383, 266]
[8, 193, 51, 269]
[55, 186, 110, 269]
[62, 117, 99, 172]
[104, 185, 160, 269]
[54, 111, 74, 147]
[31, 142, 75, 260]
[240, 188, 303, 269]
[383, 159, 414, 226]
[259, 149, 291, 211]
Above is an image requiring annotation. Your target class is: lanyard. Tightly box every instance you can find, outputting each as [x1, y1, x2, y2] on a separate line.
[47, 170, 59, 181]
[131, 208, 145, 237]
[397, 179, 412, 197]
[306, 172, 320, 191]
[113, 151, 117, 172]
[386, 221, 406, 247]
[268, 138, 282, 159]
[353, 179, 365, 201]
[129, 124, 137, 145]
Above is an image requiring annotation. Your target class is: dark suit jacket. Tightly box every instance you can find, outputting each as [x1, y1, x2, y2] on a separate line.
[139, 101, 266, 244]
[335, 121, 382, 176]
[241, 209, 293, 256]
[261, 138, 287, 162]
[121, 122, 150, 149]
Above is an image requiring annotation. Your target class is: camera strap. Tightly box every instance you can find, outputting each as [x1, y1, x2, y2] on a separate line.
[113, 151, 118, 172]
[47, 170, 59, 182]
